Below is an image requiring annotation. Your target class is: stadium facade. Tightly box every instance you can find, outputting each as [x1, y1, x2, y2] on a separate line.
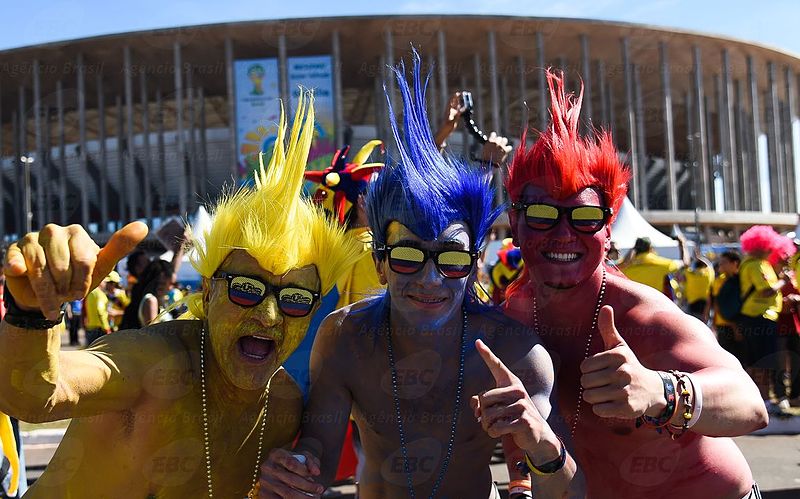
[1, 15, 799, 242]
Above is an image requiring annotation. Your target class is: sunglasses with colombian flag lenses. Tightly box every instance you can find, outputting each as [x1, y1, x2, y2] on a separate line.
[377, 245, 477, 279]
[511, 202, 613, 234]
[211, 272, 320, 317]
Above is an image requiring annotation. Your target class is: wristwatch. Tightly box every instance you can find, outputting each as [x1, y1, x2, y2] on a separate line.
[3, 287, 66, 330]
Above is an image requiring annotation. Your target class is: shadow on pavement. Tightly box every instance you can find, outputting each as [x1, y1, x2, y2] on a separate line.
[763, 490, 800, 499]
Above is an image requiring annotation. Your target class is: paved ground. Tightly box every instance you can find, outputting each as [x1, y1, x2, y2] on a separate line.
[21, 428, 800, 497]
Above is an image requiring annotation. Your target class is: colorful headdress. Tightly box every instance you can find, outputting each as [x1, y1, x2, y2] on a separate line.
[367, 49, 502, 252]
[304, 140, 384, 225]
[187, 90, 362, 318]
[506, 70, 631, 221]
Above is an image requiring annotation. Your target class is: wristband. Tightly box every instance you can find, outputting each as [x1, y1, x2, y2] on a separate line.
[508, 479, 532, 496]
[3, 287, 66, 330]
[636, 371, 677, 429]
[517, 435, 567, 476]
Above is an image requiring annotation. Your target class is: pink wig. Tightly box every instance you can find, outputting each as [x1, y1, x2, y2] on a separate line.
[505, 70, 631, 221]
[768, 235, 797, 266]
[740, 225, 781, 255]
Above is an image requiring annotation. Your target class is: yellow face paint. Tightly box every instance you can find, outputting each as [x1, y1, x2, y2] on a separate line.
[204, 250, 320, 391]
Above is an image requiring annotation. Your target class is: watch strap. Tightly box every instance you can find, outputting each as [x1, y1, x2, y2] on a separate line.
[3, 286, 66, 330]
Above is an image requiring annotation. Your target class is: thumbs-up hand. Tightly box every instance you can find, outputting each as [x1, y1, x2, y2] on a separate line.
[579, 306, 665, 419]
[4, 222, 148, 321]
[471, 339, 555, 453]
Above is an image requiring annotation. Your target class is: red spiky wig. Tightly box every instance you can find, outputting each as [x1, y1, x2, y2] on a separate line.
[506, 70, 631, 221]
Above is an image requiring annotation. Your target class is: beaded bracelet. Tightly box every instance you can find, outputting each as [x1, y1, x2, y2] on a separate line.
[685, 373, 702, 428]
[666, 371, 694, 439]
[636, 371, 677, 429]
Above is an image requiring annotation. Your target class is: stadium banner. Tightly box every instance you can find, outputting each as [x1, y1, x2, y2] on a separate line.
[288, 55, 336, 180]
[233, 58, 280, 181]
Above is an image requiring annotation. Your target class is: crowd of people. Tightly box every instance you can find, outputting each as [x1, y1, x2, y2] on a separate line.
[0, 48, 786, 498]
[602, 228, 800, 416]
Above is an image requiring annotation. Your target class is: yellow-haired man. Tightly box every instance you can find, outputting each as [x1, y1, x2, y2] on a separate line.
[0, 91, 361, 498]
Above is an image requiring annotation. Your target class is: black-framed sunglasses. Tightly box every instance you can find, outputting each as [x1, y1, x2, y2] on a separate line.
[511, 202, 613, 234]
[211, 271, 320, 318]
[375, 244, 477, 279]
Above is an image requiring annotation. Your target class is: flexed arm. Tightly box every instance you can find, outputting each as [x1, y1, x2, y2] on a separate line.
[0, 222, 153, 422]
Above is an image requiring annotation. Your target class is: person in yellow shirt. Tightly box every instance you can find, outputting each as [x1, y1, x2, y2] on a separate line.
[83, 274, 112, 346]
[684, 255, 715, 322]
[738, 226, 785, 411]
[105, 270, 129, 330]
[621, 236, 688, 299]
[710, 251, 743, 364]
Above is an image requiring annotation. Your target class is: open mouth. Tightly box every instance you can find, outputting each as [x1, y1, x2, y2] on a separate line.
[542, 251, 582, 263]
[237, 336, 276, 363]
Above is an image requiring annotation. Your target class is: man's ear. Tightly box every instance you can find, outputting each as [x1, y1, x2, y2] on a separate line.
[373, 253, 388, 285]
[509, 210, 520, 247]
[202, 277, 211, 307]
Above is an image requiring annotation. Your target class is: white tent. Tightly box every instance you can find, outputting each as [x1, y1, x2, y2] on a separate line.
[610, 198, 681, 259]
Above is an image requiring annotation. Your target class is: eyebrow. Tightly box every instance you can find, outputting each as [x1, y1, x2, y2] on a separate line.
[390, 238, 467, 250]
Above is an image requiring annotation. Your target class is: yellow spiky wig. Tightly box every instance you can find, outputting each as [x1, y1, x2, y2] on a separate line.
[185, 90, 362, 319]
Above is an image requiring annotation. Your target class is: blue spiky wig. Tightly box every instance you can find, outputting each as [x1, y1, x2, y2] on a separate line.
[366, 49, 502, 254]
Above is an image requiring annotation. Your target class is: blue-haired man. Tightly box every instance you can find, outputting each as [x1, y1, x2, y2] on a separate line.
[260, 53, 583, 499]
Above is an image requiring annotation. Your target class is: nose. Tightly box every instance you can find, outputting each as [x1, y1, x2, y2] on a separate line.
[549, 214, 576, 242]
[253, 294, 284, 328]
[418, 257, 443, 288]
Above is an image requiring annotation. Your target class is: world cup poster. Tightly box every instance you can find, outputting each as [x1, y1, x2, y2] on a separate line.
[288, 55, 336, 182]
[233, 58, 280, 182]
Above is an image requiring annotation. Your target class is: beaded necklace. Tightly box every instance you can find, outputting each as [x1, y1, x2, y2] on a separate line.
[386, 306, 468, 499]
[531, 269, 607, 438]
[199, 326, 270, 498]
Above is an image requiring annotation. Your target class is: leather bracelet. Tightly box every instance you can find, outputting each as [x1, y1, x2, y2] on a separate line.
[636, 371, 677, 430]
[3, 287, 66, 330]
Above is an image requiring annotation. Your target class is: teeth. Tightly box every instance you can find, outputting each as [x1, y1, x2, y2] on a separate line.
[411, 296, 445, 303]
[545, 252, 579, 262]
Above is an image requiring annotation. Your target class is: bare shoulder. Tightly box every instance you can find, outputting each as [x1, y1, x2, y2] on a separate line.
[607, 274, 727, 368]
[311, 298, 383, 372]
[473, 305, 543, 356]
[472, 306, 553, 394]
[315, 296, 384, 354]
[607, 273, 688, 329]
[86, 320, 200, 372]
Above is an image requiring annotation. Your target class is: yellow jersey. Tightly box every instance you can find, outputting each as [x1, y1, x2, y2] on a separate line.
[684, 264, 715, 304]
[622, 252, 680, 294]
[739, 257, 782, 321]
[85, 287, 110, 330]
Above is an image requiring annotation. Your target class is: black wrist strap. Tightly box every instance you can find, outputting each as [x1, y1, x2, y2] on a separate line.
[3, 286, 66, 330]
[516, 435, 567, 476]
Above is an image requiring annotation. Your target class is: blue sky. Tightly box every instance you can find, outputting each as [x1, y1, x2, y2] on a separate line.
[1, 0, 798, 56]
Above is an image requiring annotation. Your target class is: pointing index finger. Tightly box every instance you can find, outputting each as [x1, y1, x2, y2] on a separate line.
[89, 222, 149, 289]
[475, 339, 516, 387]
